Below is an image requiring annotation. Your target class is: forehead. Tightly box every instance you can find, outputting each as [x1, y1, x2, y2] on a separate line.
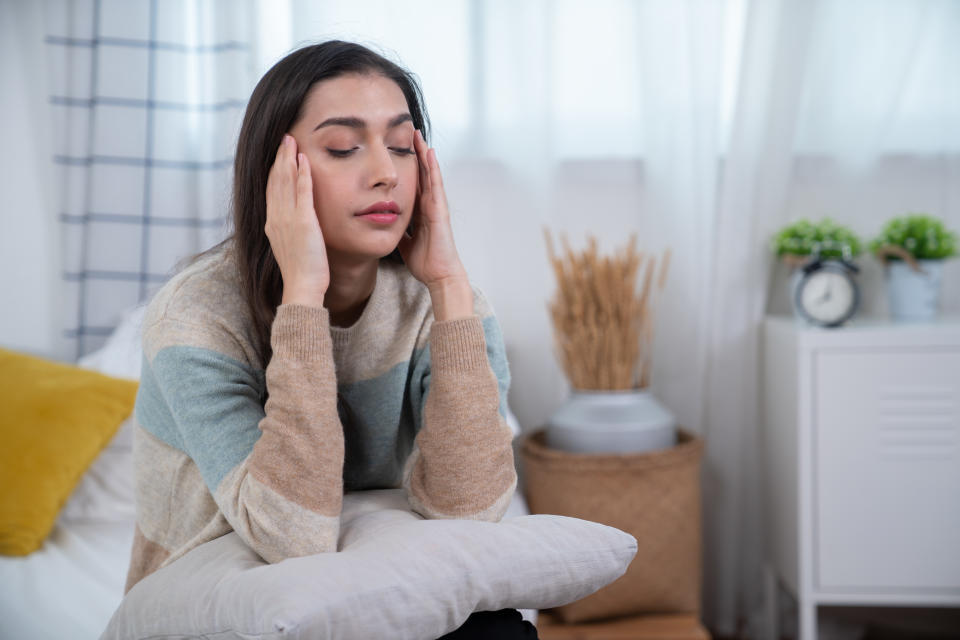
[301, 73, 410, 125]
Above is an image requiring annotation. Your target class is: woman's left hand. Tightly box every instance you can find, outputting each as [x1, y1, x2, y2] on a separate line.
[397, 130, 469, 290]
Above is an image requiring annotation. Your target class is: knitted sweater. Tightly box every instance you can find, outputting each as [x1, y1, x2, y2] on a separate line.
[124, 244, 516, 594]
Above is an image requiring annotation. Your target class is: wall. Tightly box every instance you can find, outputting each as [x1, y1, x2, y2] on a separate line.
[447, 155, 960, 433]
[2, 5, 958, 434]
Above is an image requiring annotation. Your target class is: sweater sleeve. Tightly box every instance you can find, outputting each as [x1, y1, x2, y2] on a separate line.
[139, 303, 343, 563]
[402, 309, 517, 522]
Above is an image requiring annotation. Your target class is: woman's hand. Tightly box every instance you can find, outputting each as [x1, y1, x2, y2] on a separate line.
[265, 135, 329, 308]
[397, 131, 474, 320]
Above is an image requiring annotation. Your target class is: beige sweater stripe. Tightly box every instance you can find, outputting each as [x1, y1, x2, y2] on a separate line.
[246, 304, 344, 517]
[403, 317, 517, 518]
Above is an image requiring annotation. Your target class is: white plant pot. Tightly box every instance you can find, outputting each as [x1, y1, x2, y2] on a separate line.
[790, 269, 804, 320]
[545, 389, 677, 454]
[885, 259, 943, 322]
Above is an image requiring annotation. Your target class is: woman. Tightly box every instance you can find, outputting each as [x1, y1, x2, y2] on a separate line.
[124, 41, 536, 638]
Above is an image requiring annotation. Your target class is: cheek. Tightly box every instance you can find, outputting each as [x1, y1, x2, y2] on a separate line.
[403, 161, 419, 195]
[308, 178, 344, 234]
[309, 170, 340, 209]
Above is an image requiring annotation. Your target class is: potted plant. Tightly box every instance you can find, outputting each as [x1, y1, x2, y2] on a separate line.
[541, 229, 674, 454]
[770, 218, 864, 319]
[524, 231, 704, 624]
[869, 213, 958, 321]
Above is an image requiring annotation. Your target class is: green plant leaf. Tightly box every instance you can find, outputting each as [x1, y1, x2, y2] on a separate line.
[868, 213, 958, 260]
[770, 217, 863, 259]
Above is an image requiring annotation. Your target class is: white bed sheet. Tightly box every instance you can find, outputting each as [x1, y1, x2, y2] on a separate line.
[0, 519, 134, 640]
[0, 490, 536, 639]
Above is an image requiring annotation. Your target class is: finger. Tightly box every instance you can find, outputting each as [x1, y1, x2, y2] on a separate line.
[267, 136, 297, 209]
[415, 130, 428, 196]
[273, 134, 292, 164]
[408, 203, 420, 235]
[396, 230, 413, 260]
[428, 148, 442, 191]
[295, 152, 313, 213]
[414, 129, 430, 196]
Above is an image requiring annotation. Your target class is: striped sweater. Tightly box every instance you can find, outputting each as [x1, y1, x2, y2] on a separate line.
[124, 244, 516, 593]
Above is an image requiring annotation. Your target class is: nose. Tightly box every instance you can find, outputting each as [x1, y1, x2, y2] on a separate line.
[367, 144, 399, 191]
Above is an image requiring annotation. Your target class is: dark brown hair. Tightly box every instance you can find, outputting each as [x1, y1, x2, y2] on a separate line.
[184, 41, 431, 368]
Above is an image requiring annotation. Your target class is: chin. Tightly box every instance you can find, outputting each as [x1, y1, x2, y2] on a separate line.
[375, 236, 404, 256]
[363, 240, 403, 261]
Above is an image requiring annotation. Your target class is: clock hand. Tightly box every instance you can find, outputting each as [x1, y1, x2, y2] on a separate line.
[816, 283, 831, 304]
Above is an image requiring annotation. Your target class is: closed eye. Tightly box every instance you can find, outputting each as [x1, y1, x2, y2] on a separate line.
[326, 147, 416, 158]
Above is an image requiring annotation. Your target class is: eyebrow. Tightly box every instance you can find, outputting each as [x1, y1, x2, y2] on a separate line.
[313, 113, 413, 132]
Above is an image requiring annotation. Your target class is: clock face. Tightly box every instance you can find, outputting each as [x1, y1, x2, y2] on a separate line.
[796, 266, 858, 326]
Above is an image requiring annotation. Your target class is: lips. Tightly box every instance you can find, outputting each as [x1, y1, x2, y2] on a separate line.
[357, 201, 400, 215]
[360, 212, 398, 224]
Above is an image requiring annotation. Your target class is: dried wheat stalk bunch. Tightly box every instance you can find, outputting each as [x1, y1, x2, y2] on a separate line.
[543, 228, 671, 391]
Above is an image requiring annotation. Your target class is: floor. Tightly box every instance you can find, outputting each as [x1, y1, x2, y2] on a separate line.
[770, 595, 960, 640]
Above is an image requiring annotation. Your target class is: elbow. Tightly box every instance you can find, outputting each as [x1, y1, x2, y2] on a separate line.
[407, 471, 518, 523]
[254, 526, 339, 564]
[228, 469, 342, 562]
[238, 505, 341, 563]
[471, 472, 518, 522]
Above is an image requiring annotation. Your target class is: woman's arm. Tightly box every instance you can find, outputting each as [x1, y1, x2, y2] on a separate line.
[137, 304, 344, 565]
[396, 129, 516, 520]
[246, 304, 344, 557]
[134, 136, 342, 567]
[402, 293, 517, 521]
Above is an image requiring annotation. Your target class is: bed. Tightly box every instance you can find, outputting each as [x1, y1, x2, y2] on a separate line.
[0, 305, 634, 639]
[0, 451, 538, 639]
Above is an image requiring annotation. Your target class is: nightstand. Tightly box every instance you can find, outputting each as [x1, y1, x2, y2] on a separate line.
[761, 315, 960, 640]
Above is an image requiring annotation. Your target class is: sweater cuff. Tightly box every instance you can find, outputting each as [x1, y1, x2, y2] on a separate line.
[429, 315, 488, 374]
[271, 304, 332, 361]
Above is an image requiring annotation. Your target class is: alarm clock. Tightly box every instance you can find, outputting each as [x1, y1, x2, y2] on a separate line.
[794, 243, 860, 328]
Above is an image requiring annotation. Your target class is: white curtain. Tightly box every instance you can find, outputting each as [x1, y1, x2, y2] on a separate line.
[46, 0, 255, 358]
[277, 1, 960, 635]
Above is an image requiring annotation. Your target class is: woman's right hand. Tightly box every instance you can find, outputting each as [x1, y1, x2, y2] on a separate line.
[265, 134, 329, 307]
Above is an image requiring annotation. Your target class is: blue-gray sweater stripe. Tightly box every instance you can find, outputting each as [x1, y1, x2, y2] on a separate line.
[481, 315, 512, 420]
[135, 314, 509, 494]
[139, 345, 265, 492]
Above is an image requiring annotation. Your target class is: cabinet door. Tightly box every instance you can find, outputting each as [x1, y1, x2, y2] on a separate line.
[814, 347, 960, 591]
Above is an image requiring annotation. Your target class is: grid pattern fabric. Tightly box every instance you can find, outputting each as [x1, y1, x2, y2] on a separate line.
[46, 0, 253, 359]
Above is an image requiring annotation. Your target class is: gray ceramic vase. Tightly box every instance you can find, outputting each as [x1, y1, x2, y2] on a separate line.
[546, 389, 677, 454]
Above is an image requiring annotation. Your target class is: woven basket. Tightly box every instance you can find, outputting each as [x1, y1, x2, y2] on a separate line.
[520, 427, 704, 624]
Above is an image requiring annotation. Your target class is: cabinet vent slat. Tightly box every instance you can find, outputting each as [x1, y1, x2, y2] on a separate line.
[878, 404, 955, 416]
[880, 385, 952, 397]
[880, 448, 955, 460]
[876, 386, 957, 457]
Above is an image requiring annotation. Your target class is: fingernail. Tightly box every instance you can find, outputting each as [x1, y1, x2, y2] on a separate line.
[284, 134, 293, 146]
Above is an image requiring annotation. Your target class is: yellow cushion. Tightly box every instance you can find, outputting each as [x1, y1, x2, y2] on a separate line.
[0, 348, 138, 555]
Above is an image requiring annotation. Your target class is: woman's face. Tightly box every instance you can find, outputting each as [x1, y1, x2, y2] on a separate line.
[288, 73, 418, 264]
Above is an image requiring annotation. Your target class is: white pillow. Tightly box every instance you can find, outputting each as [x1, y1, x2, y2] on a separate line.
[58, 305, 147, 524]
[56, 415, 136, 524]
[77, 303, 148, 381]
[101, 489, 637, 640]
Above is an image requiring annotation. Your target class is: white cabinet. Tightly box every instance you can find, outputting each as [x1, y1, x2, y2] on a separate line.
[761, 315, 960, 640]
